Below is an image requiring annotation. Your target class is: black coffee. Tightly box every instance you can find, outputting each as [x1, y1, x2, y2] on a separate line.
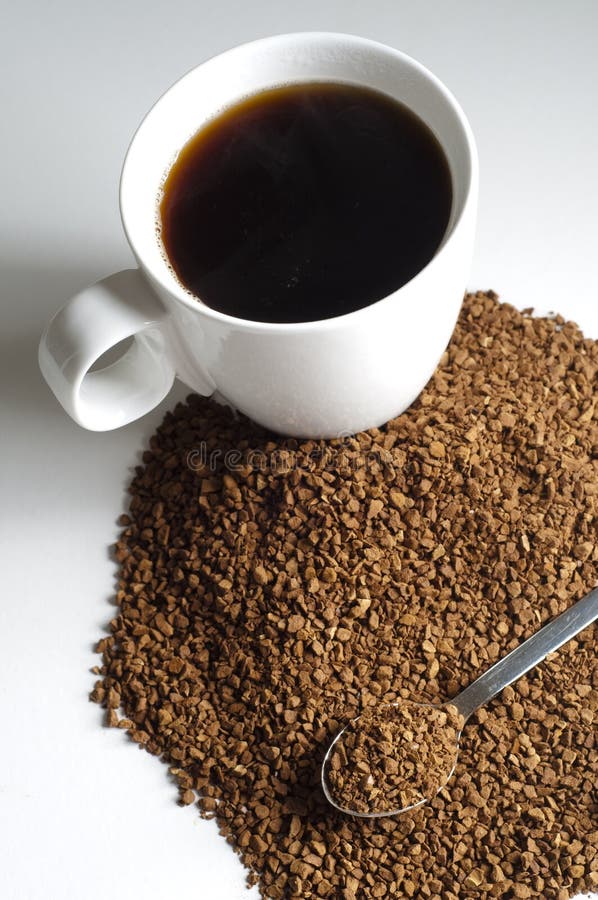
[159, 83, 452, 324]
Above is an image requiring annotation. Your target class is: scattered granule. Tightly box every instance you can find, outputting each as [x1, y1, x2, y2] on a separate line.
[326, 702, 464, 814]
[91, 292, 598, 899]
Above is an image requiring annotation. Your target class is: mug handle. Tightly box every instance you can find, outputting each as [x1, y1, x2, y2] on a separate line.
[38, 269, 176, 431]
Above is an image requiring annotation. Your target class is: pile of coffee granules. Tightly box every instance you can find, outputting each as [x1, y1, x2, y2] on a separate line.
[91, 291, 598, 899]
[325, 702, 464, 815]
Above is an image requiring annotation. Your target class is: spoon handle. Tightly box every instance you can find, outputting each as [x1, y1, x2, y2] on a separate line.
[453, 586, 598, 722]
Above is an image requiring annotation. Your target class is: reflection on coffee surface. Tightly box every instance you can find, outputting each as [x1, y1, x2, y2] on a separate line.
[159, 83, 452, 323]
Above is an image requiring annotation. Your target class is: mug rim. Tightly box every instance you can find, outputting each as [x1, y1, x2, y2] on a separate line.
[120, 31, 478, 334]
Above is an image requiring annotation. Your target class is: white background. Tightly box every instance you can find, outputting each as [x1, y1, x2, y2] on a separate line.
[1, 2, 597, 898]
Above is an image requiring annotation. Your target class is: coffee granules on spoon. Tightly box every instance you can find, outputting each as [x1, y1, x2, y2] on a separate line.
[92, 292, 597, 899]
[326, 703, 464, 814]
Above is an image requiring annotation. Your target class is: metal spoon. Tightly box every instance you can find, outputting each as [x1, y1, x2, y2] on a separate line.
[322, 585, 598, 818]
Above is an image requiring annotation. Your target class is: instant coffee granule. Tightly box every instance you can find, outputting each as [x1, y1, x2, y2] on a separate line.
[326, 702, 464, 814]
[91, 292, 597, 899]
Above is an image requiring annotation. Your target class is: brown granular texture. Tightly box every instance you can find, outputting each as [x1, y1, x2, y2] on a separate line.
[91, 292, 598, 899]
[326, 702, 464, 814]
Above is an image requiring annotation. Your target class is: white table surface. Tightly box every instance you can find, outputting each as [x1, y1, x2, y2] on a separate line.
[1, 2, 596, 898]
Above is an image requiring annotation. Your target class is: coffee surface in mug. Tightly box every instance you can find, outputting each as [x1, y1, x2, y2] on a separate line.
[159, 82, 452, 324]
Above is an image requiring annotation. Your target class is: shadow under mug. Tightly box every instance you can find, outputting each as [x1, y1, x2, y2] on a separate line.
[39, 32, 478, 438]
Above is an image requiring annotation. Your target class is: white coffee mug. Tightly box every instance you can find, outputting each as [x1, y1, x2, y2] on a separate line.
[39, 33, 478, 438]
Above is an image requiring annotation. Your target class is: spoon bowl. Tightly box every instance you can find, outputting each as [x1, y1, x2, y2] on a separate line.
[321, 700, 463, 818]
